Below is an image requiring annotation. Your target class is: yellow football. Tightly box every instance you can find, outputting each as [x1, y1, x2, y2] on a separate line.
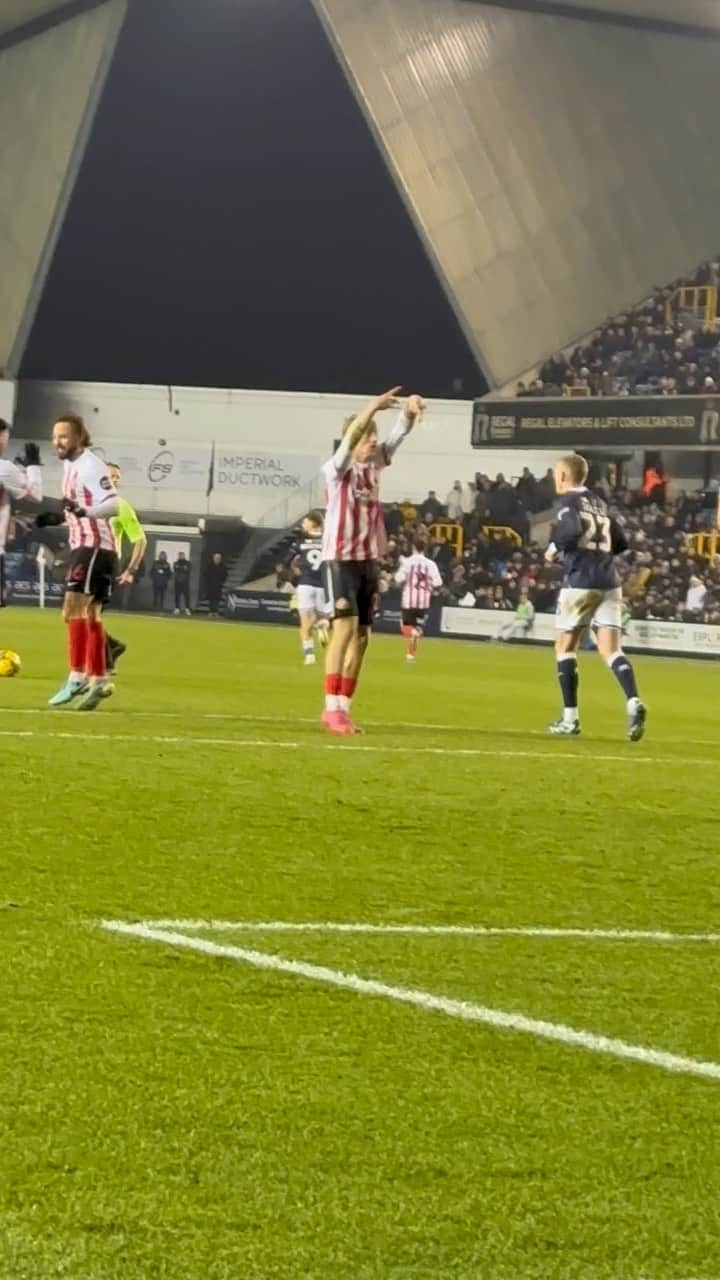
[0, 649, 22, 677]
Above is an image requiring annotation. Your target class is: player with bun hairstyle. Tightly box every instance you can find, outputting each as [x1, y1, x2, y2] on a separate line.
[47, 414, 121, 710]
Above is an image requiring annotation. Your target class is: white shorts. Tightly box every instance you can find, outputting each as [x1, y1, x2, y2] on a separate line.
[556, 587, 622, 632]
[296, 584, 327, 615]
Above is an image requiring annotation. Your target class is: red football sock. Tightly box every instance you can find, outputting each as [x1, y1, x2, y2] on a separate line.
[340, 675, 357, 701]
[324, 672, 342, 713]
[86, 620, 107, 678]
[68, 618, 88, 672]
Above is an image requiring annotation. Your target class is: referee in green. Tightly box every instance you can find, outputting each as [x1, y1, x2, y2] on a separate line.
[105, 462, 147, 674]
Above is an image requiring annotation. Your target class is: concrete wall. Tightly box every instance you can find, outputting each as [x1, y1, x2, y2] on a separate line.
[15, 379, 557, 520]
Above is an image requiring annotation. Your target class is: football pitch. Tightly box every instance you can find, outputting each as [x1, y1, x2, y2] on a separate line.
[2, 608, 720, 1280]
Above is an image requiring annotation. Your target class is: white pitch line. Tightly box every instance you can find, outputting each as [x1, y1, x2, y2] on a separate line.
[135, 919, 720, 943]
[0, 726, 712, 766]
[0, 730, 299, 750]
[1, 707, 719, 751]
[6, 706, 513, 731]
[101, 920, 720, 1083]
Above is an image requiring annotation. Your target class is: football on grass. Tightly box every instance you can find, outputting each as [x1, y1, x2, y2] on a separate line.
[0, 649, 21, 677]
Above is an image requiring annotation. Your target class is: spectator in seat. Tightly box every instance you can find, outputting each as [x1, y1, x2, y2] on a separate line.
[433, 536, 455, 575]
[488, 478, 522, 532]
[684, 575, 707, 619]
[461, 482, 476, 528]
[537, 468, 556, 509]
[151, 550, 173, 611]
[514, 467, 538, 509]
[449, 562, 468, 600]
[490, 583, 512, 610]
[446, 482, 464, 521]
[385, 503, 403, 538]
[421, 490, 443, 523]
[642, 465, 668, 505]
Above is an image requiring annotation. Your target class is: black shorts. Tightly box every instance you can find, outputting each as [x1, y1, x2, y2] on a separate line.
[66, 547, 115, 605]
[322, 559, 379, 626]
[402, 608, 427, 629]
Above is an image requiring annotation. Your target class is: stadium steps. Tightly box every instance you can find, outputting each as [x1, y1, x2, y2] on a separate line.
[224, 528, 293, 590]
[226, 474, 326, 586]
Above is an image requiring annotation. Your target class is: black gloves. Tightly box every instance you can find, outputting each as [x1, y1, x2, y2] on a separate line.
[14, 443, 41, 467]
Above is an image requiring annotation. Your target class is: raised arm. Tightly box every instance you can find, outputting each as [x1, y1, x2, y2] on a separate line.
[381, 394, 426, 465]
[324, 387, 403, 478]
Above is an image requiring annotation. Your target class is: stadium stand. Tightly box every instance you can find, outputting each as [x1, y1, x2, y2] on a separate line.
[515, 258, 720, 399]
[267, 467, 720, 628]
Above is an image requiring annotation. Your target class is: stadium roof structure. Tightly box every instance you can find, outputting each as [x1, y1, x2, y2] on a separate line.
[0, 1, 68, 38]
[531, 0, 720, 33]
[0, 0, 126, 394]
[313, 0, 720, 390]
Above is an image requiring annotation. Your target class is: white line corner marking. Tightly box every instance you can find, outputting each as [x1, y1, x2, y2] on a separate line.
[100, 920, 720, 1083]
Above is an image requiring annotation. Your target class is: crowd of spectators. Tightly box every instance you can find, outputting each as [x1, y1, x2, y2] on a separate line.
[276, 466, 720, 628]
[373, 478, 720, 627]
[514, 258, 720, 399]
[384, 469, 557, 540]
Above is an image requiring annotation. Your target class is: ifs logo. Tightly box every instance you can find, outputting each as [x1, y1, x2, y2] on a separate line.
[148, 450, 174, 483]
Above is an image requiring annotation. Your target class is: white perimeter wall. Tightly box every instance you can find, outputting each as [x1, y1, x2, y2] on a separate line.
[16, 380, 556, 521]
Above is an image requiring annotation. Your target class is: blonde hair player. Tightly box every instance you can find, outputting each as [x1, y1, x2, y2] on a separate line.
[321, 387, 425, 734]
[546, 453, 646, 740]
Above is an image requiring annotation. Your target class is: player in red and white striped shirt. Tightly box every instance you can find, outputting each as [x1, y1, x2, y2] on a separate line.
[48, 415, 121, 711]
[321, 387, 425, 734]
[395, 541, 443, 662]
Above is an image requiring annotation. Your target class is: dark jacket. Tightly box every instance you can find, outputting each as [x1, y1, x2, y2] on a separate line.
[206, 562, 227, 595]
[173, 557, 191, 585]
[151, 559, 173, 586]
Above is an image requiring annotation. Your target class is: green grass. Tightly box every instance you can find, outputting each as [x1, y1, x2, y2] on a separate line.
[2, 607, 720, 1280]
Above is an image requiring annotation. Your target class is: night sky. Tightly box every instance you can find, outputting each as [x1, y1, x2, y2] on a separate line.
[22, 0, 484, 398]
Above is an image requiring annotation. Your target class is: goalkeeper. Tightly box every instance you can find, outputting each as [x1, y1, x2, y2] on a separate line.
[105, 463, 147, 674]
